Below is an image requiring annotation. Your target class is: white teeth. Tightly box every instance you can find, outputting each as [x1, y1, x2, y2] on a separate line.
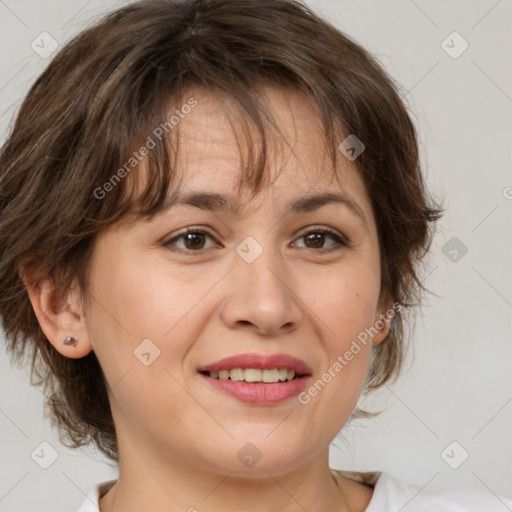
[208, 368, 299, 383]
[244, 369, 262, 382]
[262, 369, 280, 383]
[229, 368, 244, 381]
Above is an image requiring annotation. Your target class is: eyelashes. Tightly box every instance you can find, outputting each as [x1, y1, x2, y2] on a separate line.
[162, 226, 349, 255]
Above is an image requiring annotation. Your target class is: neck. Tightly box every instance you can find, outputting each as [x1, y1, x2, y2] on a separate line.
[99, 436, 355, 512]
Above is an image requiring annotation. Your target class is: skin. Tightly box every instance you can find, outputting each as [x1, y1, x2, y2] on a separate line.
[25, 86, 392, 512]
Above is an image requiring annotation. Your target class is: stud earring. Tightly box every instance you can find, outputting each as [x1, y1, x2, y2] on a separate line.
[63, 336, 78, 347]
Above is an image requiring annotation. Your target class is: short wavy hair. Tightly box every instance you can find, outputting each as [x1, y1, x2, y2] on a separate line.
[0, 0, 443, 463]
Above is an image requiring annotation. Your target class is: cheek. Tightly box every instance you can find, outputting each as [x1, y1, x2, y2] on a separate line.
[309, 261, 380, 342]
[84, 256, 208, 431]
[85, 252, 217, 380]
[304, 263, 380, 397]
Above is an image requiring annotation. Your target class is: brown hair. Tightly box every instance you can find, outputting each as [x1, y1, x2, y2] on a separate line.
[0, 0, 443, 463]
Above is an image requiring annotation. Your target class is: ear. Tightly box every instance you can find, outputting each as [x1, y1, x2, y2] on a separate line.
[372, 297, 395, 346]
[20, 267, 92, 359]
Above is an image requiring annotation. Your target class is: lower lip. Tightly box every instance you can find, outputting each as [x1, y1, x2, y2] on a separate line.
[200, 373, 310, 405]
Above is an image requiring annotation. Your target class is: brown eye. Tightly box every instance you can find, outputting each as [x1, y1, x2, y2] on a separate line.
[182, 232, 206, 250]
[303, 232, 325, 249]
[293, 228, 348, 252]
[163, 229, 217, 253]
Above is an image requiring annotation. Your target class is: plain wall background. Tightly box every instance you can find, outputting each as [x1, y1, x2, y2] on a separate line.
[1, 1, 511, 510]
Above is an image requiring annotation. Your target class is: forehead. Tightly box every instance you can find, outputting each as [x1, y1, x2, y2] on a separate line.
[166, 85, 372, 219]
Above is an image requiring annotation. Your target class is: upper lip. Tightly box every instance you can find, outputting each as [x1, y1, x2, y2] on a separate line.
[198, 353, 312, 375]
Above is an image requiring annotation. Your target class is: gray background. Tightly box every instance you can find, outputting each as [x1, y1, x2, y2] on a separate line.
[1, 0, 511, 510]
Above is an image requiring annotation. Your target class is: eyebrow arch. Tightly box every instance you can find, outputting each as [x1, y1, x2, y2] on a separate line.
[162, 190, 367, 226]
[289, 192, 367, 225]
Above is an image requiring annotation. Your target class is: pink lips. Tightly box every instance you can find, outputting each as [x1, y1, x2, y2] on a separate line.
[197, 353, 312, 406]
[197, 353, 312, 375]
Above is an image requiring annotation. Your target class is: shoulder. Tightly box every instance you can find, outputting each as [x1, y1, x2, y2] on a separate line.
[333, 469, 512, 512]
[77, 479, 116, 512]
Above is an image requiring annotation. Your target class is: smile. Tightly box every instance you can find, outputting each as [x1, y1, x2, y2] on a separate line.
[201, 368, 299, 383]
[197, 353, 312, 405]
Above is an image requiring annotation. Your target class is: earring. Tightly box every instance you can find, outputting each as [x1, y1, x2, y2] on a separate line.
[63, 336, 78, 347]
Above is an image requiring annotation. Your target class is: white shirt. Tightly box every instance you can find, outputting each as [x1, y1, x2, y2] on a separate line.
[77, 470, 512, 511]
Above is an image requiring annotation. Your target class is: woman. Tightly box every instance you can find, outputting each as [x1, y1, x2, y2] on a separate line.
[1, 1, 510, 510]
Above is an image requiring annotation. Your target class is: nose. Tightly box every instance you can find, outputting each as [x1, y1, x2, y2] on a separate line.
[219, 242, 303, 337]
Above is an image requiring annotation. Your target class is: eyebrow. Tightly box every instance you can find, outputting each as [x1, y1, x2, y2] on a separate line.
[162, 190, 367, 225]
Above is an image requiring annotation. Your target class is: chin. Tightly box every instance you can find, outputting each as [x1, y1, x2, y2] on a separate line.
[196, 433, 320, 477]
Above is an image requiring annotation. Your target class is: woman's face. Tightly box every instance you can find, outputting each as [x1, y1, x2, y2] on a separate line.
[79, 86, 391, 476]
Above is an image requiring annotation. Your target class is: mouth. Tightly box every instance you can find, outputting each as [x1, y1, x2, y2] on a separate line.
[197, 353, 312, 405]
[199, 367, 304, 383]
